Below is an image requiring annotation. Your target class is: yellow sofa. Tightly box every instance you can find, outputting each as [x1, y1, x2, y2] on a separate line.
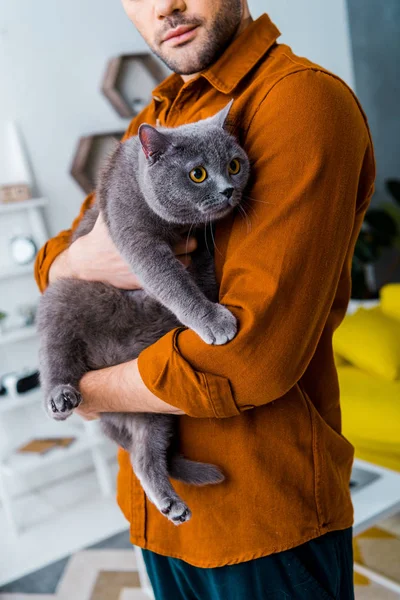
[338, 365, 400, 471]
[333, 284, 400, 472]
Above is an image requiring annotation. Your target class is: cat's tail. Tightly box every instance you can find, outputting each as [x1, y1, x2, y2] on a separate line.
[168, 455, 225, 486]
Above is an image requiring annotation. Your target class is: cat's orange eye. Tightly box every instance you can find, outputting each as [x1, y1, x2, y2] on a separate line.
[228, 158, 241, 175]
[189, 166, 207, 183]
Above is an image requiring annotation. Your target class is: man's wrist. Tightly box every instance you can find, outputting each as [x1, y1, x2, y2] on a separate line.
[48, 247, 77, 284]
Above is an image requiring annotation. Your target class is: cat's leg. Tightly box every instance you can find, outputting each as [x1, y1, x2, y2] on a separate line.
[38, 332, 86, 421]
[36, 282, 91, 421]
[37, 278, 129, 422]
[99, 413, 132, 451]
[125, 413, 192, 525]
[111, 234, 237, 346]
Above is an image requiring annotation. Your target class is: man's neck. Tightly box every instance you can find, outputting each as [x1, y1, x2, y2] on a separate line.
[181, 14, 254, 83]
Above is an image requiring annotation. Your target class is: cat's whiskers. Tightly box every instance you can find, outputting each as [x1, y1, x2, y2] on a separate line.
[243, 195, 275, 206]
[209, 218, 223, 257]
[204, 218, 212, 256]
[237, 204, 252, 234]
[242, 202, 257, 219]
[185, 222, 196, 257]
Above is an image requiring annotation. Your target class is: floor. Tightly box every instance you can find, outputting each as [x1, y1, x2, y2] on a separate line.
[354, 515, 400, 599]
[0, 459, 128, 586]
[0, 531, 149, 599]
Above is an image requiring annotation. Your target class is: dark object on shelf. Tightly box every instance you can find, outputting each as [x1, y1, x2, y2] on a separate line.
[0, 310, 7, 335]
[102, 53, 166, 118]
[70, 130, 125, 194]
[16, 370, 40, 394]
[18, 302, 38, 326]
[351, 178, 400, 299]
[1, 369, 40, 396]
[0, 383, 6, 396]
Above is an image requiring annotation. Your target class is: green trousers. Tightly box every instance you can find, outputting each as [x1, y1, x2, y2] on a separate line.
[142, 528, 354, 600]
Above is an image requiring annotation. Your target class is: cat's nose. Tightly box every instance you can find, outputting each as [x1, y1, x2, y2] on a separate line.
[221, 187, 234, 199]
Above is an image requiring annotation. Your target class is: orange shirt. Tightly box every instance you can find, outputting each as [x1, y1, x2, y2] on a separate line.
[35, 14, 375, 567]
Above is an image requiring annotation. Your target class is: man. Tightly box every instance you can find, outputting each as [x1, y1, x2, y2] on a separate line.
[34, 1, 375, 598]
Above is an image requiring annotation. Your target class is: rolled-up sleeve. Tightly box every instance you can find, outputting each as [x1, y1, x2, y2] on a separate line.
[34, 192, 96, 293]
[137, 70, 375, 418]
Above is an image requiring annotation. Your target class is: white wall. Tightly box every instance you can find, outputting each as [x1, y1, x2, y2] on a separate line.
[249, 0, 355, 89]
[0, 0, 152, 234]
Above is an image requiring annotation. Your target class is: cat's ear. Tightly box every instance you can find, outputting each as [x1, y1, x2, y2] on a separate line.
[138, 124, 173, 160]
[210, 99, 234, 129]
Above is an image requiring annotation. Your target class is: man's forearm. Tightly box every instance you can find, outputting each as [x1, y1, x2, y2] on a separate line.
[77, 358, 185, 417]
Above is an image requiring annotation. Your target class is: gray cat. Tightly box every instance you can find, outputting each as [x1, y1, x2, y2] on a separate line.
[36, 101, 250, 525]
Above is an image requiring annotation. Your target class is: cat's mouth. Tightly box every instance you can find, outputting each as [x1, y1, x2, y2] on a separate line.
[205, 198, 240, 218]
[200, 193, 239, 215]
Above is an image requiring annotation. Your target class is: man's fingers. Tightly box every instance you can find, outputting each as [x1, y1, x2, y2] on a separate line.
[174, 237, 197, 255]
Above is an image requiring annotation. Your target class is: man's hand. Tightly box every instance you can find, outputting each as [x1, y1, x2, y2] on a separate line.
[49, 211, 197, 289]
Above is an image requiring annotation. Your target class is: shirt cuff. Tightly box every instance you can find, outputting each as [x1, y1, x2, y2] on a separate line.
[34, 234, 71, 293]
[137, 328, 241, 419]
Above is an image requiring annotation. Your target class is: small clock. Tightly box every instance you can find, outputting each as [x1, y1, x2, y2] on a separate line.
[9, 235, 38, 265]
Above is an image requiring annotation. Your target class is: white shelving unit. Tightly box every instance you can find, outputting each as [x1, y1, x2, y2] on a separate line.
[0, 263, 35, 281]
[0, 198, 114, 538]
[0, 323, 37, 346]
[0, 387, 42, 414]
[0, 423, 106, 477]
[0, 198, 48, 214]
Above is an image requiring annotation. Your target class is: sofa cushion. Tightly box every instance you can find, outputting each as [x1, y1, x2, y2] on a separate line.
[338, 365, 400, 471]
[334, 352, 348, 367]
[380, 283, 400, 322]
[333, 307, 400, 380]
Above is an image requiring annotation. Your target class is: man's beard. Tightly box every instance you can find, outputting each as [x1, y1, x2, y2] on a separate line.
[151, 0, 243, 75]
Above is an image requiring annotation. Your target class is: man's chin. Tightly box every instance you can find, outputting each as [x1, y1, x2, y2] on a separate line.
[157, 52, 211, 76]
[154, 36, 215, 75]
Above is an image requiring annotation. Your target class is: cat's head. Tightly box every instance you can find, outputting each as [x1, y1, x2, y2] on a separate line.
[137, 101, 250, 225]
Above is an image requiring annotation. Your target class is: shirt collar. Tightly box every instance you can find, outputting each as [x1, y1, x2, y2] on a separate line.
[152, 13, 281, 101]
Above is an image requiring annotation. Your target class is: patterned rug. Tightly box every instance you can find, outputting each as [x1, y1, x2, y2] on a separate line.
[353, 513, 400, 599]
[0, 531, 147, 600]
[1, 518, 399, 599]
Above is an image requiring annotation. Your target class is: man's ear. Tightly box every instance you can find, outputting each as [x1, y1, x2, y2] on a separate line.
[210, 99, 234, 129]
[138, 124, 173, 160]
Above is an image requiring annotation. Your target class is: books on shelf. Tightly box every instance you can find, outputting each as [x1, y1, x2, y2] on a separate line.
[17, 437, 77, 455]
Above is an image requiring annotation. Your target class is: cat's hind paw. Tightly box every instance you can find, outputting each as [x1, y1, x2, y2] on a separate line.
[46, 384, 82, 421]
[160, 498, 192, 525]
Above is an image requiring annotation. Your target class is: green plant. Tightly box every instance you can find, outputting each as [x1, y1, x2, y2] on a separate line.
[352, 179, 400, 300]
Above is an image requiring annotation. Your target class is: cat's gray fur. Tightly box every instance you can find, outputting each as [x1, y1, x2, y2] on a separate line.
[36, 101, 250, 524]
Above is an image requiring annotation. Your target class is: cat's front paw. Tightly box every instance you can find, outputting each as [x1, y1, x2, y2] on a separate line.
[45, 384, 82, 421]
[195, 304, 237, 345]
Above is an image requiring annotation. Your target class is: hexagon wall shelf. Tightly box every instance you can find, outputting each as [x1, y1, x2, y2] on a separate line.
[70, 130, 125, 194]
[102, 53, 166, 118]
